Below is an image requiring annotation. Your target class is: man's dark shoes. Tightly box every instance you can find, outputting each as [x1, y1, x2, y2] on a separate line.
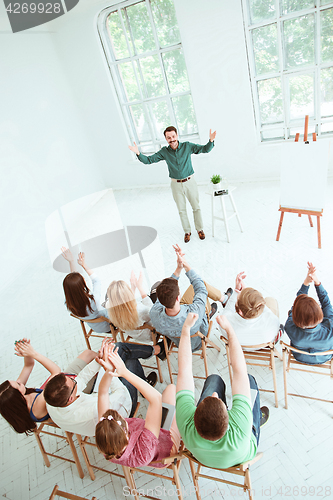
[184, 232, 191, 243]
[260, 406, 269, 427]
[156, 338, 172, 361]
[209, 302, 218, 319]
[198, 230, 205, 240]
[147, 371, 158, 387]
[222, 287, 233, 307]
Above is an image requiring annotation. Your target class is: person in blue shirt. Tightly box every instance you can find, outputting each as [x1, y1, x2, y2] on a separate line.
[285, 262, 333, 364]
[129, 126, 216, 243]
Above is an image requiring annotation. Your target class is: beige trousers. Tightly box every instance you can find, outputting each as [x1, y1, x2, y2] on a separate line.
[170, 176, 203, 233]
[180, 281, 222, 317]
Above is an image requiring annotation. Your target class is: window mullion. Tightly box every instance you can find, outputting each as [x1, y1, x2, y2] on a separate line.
[315, 6, 321, 135]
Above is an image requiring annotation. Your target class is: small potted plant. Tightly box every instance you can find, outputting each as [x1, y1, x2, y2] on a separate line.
[210, 174, 221, 191]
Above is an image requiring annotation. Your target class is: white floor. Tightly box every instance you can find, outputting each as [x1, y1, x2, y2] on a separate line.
[1, 179, 333, 500]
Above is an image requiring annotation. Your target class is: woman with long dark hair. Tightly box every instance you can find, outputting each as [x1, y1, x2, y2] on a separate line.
[0, 340, 61, 434]
[62, 248, 111, 334]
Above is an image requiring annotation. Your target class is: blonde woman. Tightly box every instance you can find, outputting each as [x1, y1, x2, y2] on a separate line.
[106, 271, 155, 344]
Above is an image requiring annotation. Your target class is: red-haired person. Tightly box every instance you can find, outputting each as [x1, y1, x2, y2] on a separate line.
[285, 262, 333, 364]
[0, 340, 61, 434]
[61, 248, 111, 334]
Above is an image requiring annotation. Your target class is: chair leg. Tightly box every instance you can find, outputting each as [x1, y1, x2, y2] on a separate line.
[66, 432, 84, 479]
[244, 468, 253, 500]
[80, 322, 92, 350]
[76, 435, 95, 481]
[164, 336, 174, 384]
[282, 349, 288, 409]
[188, 459, 201, 500]
[171, 462, 183, 500]
[48, 485, 59, 500]
[156, 355, 163, 383]
[34, 429, 51, 467]
[123, 467, 139, 500]
[270, 350, 279, 408]
[201, 341, 209, 379]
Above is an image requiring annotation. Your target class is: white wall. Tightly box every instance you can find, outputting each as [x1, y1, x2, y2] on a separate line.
[0, 4, 105, 289]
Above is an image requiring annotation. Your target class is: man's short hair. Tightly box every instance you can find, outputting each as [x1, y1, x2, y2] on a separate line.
[44, 373, 71, 408]
[194, 396, 229, 440]
[163, 126, 178, 137]
[156, 278, 180, 309]
[292, 294, 323, 328]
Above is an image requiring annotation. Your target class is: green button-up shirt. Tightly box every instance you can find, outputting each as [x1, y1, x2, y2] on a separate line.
[137, 140, 214, 180]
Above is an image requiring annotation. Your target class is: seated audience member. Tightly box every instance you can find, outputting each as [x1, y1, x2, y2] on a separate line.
[0, 339, 61, 433]
[95, 343, 181, 468]
[44, 340, 158, 436]
[176, 313, 269, 469]
[106, 271, 154, 343]
[61, 248, 111, 334]
[150, 245, 230, 352]
[285, 262, 333, 364]
[219, 272, 281, 347]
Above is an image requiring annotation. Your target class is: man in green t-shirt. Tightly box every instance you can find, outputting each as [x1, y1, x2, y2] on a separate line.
[129, 126, 216, 243]
[176, 312, 269, 469]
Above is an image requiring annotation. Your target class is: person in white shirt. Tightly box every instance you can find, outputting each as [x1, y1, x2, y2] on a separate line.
[219, 272, 281, 348]
[44, 340, 158, 437]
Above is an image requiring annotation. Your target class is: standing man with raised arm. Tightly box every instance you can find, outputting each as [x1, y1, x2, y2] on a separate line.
[175, 313, 269, 468]
[129, 126, 216, 243]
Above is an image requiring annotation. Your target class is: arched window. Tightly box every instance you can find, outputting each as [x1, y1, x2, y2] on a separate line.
[242, 0, 333, 141]
[98, 0, 199, 153]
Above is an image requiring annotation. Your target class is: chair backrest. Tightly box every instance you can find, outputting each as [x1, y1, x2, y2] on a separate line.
[280, 340, 333, 375]
[49, 485, 96, 500]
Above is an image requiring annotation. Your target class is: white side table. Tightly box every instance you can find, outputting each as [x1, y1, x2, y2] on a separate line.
[206, 186, 243, 242]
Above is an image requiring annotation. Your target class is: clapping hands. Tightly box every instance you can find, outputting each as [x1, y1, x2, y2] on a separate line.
[235, 272, 246, 293]
[304, 262, 320, 286]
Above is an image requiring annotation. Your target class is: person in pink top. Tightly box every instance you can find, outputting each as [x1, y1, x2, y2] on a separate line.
[95, 342, 181, 468]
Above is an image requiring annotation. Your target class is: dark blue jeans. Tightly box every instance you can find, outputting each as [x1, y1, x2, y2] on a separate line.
[115, 342, 154, 417]
[197, 373, 261, 445]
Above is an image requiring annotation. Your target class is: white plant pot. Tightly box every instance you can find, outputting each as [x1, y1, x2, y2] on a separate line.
[211, 182, 221, 192]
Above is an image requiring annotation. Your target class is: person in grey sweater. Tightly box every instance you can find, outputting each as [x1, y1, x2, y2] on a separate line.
[149, 245, 228, 352]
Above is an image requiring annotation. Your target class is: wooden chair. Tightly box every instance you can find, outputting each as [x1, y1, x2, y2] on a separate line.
[220, 335, 281, 408]
[49, 485, 96, 500]
[76, 403, 140, 481]
[280, 340, 333, 408]
[122, 444, 185, 500]
[70, 313, 124, 349]
[183, 449, 263, 500]
[163, 321, 220, 384]
[34, 419, 85, 479]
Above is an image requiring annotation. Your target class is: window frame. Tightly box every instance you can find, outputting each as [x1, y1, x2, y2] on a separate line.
[97, 0, 199, 153]
[241, 0, 333, 143]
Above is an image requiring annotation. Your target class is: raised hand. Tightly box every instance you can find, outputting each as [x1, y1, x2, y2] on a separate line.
[15, 340, 36, 358]
[307, 261, 320, 286]
[130, 270, 138, 292]
[209, 129, 217, 142]
[235, 272, 246, 293]
[183, 312, 198, 329]
[61, 247, 74, 262]
[128, 142, 140, 155]
[107, 347, 127, 378]
[96, 341, 116, 372]
[173, 244, 185, 257]
[304, 262, 314, 286]
[77, 252, 86, 268]
[216, 314, 232, 331]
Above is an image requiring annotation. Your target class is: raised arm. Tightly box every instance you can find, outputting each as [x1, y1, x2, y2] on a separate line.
[108, 346, 162, 438]
[190, 129, 216, 155]
[172, 244, 185, 278]
[308, 262, 333, 320]
[15, 340, 61, 380]
[176, 313, 198, 394]
[61, 247, 77, 272]
[130, 271, 147, 299]
[216, 315, 250, 399]
[77, 252, 93, 277]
